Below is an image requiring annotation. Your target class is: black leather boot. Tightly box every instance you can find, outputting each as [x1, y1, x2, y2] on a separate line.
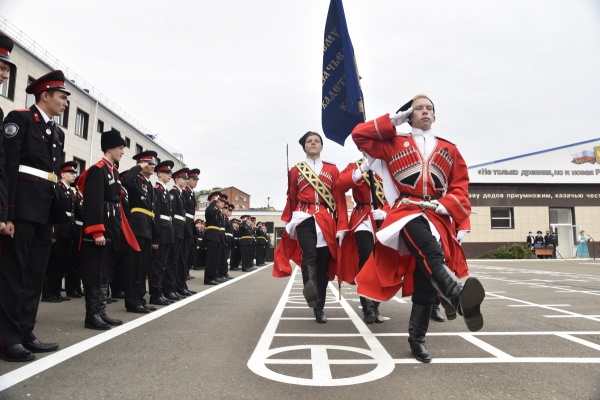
[440, 296, 456, 320]
[373, 301, 384, 324]
[84, 286, 111, 330]
[99, 284, 123, 326]
[313, 282, 327, 323]
[408, 303, 432, 363]
[430, 264, 485, 332]
[431, 305, 445, 322]
[360, 296, 376, 324]
[301, 265, 318, 309]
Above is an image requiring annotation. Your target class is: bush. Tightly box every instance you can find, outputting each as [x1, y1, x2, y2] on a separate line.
[476, 243, 532, 259]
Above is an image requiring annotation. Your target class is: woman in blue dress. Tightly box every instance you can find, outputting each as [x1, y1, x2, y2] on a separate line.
[576, 230, 589, 258]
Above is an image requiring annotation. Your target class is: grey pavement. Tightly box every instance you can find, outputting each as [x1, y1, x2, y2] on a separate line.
[1, 259, 600, 400]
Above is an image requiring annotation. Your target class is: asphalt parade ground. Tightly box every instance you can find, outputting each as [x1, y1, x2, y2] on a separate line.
[1, 259, 600, 400]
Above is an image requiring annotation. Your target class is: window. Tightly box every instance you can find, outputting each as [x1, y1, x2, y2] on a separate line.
[235, 195, 240, 201]
[97, 119, 104, 132]
[74, 109, 89, 139]
[125, 137, 131, 148]
[0, 70, 15, 100]
[135, 143, 143, 153]
[491, 207, 514, 229]
[73, 157, 86, 173]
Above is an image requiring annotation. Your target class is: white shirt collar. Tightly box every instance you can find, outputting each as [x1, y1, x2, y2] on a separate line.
[305, 157, 323, 174]
[36, 107, 53, 124]
[411, 127, 433, 137]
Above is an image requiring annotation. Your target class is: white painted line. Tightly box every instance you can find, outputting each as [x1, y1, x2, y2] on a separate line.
[0, 264, 270, 393]
[555, 333, 600, 352]
[280, 317, 351, 320]
[248, 266, 395, 387]
[459, 334, 514, 359]
[485, 292, 600, 323]
[545, 315, 600, 318]
[509, 304, 571, 307]
[393, 357, 600, 364]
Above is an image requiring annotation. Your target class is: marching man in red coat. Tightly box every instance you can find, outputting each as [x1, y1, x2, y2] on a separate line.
[274, 132, 348, 323]
[336, 152, 388, 324]
[352, 94, 485, 363]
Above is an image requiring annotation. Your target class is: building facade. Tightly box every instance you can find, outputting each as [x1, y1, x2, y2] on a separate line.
[0, 21, 185, 177]
[464, 138, 600, 259]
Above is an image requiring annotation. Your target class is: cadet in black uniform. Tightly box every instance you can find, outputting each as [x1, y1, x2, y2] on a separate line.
[0, 34, 17, 233]
[65, 176, 85, 298]
[179, 168, 199, 294]
[164, 168, 188, 300]
[0, 71, 71, 362]
[109, 169, 129, 301]
[255, 222, 267, 266]
[42, 161, 79, 302]
[191, 219, 204, 270]
[238, 215, 256, 272]
[122, 151, 159, 313]
[219, 203, 234, 280]
[79, 129, 133, 330]
[204, 191, 224, 285]
[229, 218, 241, 271]
[149, 160, 175, 306]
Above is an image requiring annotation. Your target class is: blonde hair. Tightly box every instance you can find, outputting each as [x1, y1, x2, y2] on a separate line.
[412, 94, 435, 113]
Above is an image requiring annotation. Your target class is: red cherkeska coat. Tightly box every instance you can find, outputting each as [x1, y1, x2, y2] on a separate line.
[351, 114, 471, 301]
[273, 160, 348, 280]
[335, 162, 388, 285]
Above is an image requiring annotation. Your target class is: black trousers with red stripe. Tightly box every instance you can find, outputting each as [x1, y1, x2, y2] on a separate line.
[400, 216, 446, 306]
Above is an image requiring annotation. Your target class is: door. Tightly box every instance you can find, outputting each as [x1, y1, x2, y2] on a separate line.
[549, 208, 575, 258]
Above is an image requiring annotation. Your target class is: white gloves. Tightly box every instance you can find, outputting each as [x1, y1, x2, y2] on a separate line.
[336, 231, 346, 246]
[391, 107, 413, 126]
[360, 159, 370, 173]
[456, 230, 469, 245]
[431, 200, 449, 215]
[372, 209, 387, 221]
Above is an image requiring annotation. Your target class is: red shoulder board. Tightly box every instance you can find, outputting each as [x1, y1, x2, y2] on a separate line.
[154, 183, 162, 190]
[435, 136, 457, 146]
[94, 160, 106, 168]
[14, 109, 30, 112]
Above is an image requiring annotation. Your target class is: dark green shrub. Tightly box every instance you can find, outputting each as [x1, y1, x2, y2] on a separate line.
[476, 243, 532, 259]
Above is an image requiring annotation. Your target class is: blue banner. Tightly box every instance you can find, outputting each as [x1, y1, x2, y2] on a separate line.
[321, 0, 364, 146]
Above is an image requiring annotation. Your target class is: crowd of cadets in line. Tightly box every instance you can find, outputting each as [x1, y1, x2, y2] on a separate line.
[0, 34, 278, 362]
[42, 163, 273, 305]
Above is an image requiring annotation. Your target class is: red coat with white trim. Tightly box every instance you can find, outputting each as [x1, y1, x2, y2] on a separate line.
[274, 160, 348, 280]
[351, 114, 471, 300]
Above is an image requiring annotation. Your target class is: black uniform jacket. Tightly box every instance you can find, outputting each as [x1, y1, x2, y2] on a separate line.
[0, 106, 6, 219]
[223, 218, 233, 247]
[238, 221, 254, 246]
[54, 181, 76, 240]
[204, 200, 223, 244]
[256, 228, 267, 245]
[2, 105, 67, 224]
[82, 159, 124, 251]
[169, 186, 186, 240]
[182, 186, 195, 239]
[154, 182, 174, 244]
[122, 166, 158, 242]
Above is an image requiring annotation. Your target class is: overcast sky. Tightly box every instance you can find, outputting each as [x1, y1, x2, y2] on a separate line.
[2, 0, 599, 210]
